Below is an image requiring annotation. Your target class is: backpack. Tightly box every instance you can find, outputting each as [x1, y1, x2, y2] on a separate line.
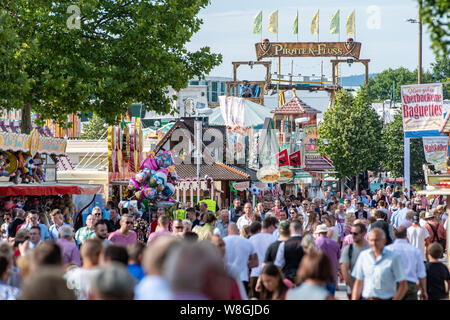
[427, 222, 446, 248]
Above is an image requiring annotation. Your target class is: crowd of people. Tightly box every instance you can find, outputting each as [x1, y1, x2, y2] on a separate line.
[0, 184, 449, 300]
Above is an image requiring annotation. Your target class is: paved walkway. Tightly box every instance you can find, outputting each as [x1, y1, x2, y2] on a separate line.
[335, 282, 349, 300]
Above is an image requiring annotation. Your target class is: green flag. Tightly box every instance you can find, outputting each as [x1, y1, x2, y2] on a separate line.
[330, 10, 340, 34]
[293, 11, 298, 35]
[253, 10, 262, 34]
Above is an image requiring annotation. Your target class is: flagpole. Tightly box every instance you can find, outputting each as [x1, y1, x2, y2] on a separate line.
[261, 11, 263, 43]
[297, 10, 299, 42]
[338, 10, 340, 42]
[317, 9, 320, 42]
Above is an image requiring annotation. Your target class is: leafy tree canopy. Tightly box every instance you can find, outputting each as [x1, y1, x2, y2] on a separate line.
[420, 0, 449, 58]
[0, 0, 222, 133]
[317, 89, 383, 179]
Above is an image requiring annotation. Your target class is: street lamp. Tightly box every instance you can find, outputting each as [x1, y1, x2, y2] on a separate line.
[405, 0, 422, 84]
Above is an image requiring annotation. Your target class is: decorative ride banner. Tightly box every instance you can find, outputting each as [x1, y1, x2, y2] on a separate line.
[422, 136, 449, 172]
[401, 83, 444, 138]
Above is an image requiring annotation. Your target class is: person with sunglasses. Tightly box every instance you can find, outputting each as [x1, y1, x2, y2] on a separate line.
[288, 208, 298, 221]
[339, 223, 369, 300]
[107, 214, 137, 248]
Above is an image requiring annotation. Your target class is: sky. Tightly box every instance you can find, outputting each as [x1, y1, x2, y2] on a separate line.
[186, 0, 437, 81]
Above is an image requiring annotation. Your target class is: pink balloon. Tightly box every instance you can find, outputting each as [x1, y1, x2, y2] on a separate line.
[140, 156, 158, 171]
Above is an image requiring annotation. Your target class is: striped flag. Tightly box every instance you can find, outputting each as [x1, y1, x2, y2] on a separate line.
[293, 11, 298, 35]
[253, 10, 262, 34]
[346, 10, 355, 34]
[330, 10, 340, 34]
[311, 10, 319, 34]
[268, 10, 278, 34]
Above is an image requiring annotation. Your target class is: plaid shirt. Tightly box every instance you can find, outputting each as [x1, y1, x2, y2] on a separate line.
[74, 227, 95, 245]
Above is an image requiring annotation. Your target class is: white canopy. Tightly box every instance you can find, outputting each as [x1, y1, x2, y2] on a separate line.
[209, 98, 275, 128]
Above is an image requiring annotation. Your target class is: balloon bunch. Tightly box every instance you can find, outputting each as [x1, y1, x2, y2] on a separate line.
[127, 151, 179, 204]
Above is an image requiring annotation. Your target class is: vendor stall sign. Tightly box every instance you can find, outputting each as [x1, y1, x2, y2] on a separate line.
[0, 133, 29, 152]
[255, 40, 362, 60]
[401, 83, 444, 138]
[233, 181, 250, 191]
[276, 149, 289, 167]
[422, 136, 448, 172]
[289, 151, 301, 167]
[0, 130, 66, 156]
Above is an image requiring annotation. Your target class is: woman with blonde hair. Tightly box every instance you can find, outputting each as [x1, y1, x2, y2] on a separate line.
[301, 234, 317, 255]
[343, 213, 355, 237]
[323, 215, 339, 243]
[303, 211, 319, 236]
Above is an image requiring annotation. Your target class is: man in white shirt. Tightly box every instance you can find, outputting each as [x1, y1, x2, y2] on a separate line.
[385, 226, 427, 300]
[407, 214, 429, 261]
[247, 217, 277, 299]
[223, 223, 258, 293]
[236, 202, 253, 231]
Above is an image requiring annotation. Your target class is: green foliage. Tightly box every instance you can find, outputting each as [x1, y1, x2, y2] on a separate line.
[317, 89, 383, 179]
[80, 113, 107, 140]
[0, 1, 222, 133]
[364, 67, 433, 102]
[381, 110, 426, 183]
[420, 0, 449, 58]
[430, 56, 450, 99]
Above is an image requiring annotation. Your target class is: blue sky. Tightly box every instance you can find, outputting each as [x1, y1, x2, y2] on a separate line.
[186, 0, 437, 81]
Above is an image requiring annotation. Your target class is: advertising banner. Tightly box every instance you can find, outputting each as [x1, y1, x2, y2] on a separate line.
[422, 136, 448, 172]
[276, 149, 289, 167]
[401, 83, 444, 138]
[289, 151, 301, 167]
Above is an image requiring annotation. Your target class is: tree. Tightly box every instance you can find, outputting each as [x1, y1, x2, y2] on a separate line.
[420, 0, 449, 58]
[382, 110, 426, 184]
[0, 1, 222, 134]
[365, 67, 433, 102]
[317, 89, 383, 182]
[80, 113, 107, 140]
[430, 56, 450, 99]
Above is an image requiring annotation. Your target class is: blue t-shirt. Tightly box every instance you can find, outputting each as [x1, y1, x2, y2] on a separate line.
[127, 264, 145, 283]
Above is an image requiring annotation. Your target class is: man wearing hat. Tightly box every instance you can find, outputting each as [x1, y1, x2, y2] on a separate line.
[407, 214, 430, 261]
[315, 223, 341, 295]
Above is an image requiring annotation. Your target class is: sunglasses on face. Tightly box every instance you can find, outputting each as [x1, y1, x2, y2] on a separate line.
[125, 221, 134, 225]
[175, 226, 184, 229]
[351, 232, 360, 236]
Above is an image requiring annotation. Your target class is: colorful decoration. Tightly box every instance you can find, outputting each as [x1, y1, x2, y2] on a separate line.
[127, 151, 178, 207]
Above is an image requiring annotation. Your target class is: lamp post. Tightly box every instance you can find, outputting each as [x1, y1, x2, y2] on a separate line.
[406, 0, 422, 84]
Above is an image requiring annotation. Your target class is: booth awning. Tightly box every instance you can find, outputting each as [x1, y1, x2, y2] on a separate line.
[0, 183, 103, 196]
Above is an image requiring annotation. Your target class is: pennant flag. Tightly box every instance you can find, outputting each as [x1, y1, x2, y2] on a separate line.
[253, 10, 262, 34]
[293, 11, 298, 35]
[289, 151, 301, 167]
[268, 10, 278, 34]
[278, 90, 286, 107]
[346, 10, 355, 34]
[330, 10, 340, 34]
[277, 149, 289, 167]
[311, 10, 319, 34]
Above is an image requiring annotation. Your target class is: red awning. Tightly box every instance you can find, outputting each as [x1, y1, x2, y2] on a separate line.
[0, 183, 103, 196]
